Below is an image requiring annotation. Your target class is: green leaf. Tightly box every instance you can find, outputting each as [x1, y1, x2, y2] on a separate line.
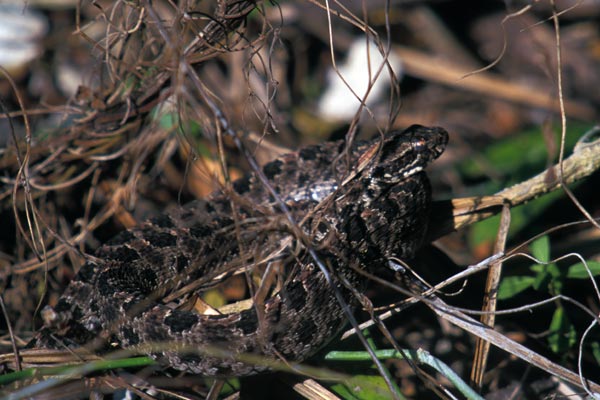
[330, 375, 395, 400]
[548, 307, 577, 353]
[532, 269, 553, 292]
[0, 356, 155, 387]
[550, 273, 563, 295]
[530, 264, 544, 273]
[498, 276, 535, 300]
[530, 236, 550, 263]
[324, 349, 483, 400]
[458, 123, 590, 184]
[529, 237, 561, 293]
[468, 196, 563, 250]
[566, 261, 600, 279]
[464, 122, 593, 247]
[531, 266, 563, 295]
[216, 378, 240, 396]
[469, 214, 500, 248]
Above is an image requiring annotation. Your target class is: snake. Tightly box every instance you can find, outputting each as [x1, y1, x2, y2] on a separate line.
[29, 125, 448, 376]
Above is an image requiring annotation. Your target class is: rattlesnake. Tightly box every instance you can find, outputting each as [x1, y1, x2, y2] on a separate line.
[30, 125, 448, 376]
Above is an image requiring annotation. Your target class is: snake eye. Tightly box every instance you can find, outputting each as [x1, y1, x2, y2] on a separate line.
[412, 137, 428, 153]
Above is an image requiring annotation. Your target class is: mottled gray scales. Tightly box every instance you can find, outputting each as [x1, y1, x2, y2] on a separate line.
[29, 125, 448, 376]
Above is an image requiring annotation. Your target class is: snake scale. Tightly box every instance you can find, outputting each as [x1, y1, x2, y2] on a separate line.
[30, 125, 448, 376]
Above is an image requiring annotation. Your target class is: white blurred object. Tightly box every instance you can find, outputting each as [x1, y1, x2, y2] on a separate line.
[0, 4, 48, 77]
[318, 38, 402, 121]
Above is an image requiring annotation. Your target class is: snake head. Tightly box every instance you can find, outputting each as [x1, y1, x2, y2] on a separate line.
[366, 124, 448, 185]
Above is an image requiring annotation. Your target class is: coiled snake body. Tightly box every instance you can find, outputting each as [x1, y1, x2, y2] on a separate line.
[31, 125, 448, 376]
